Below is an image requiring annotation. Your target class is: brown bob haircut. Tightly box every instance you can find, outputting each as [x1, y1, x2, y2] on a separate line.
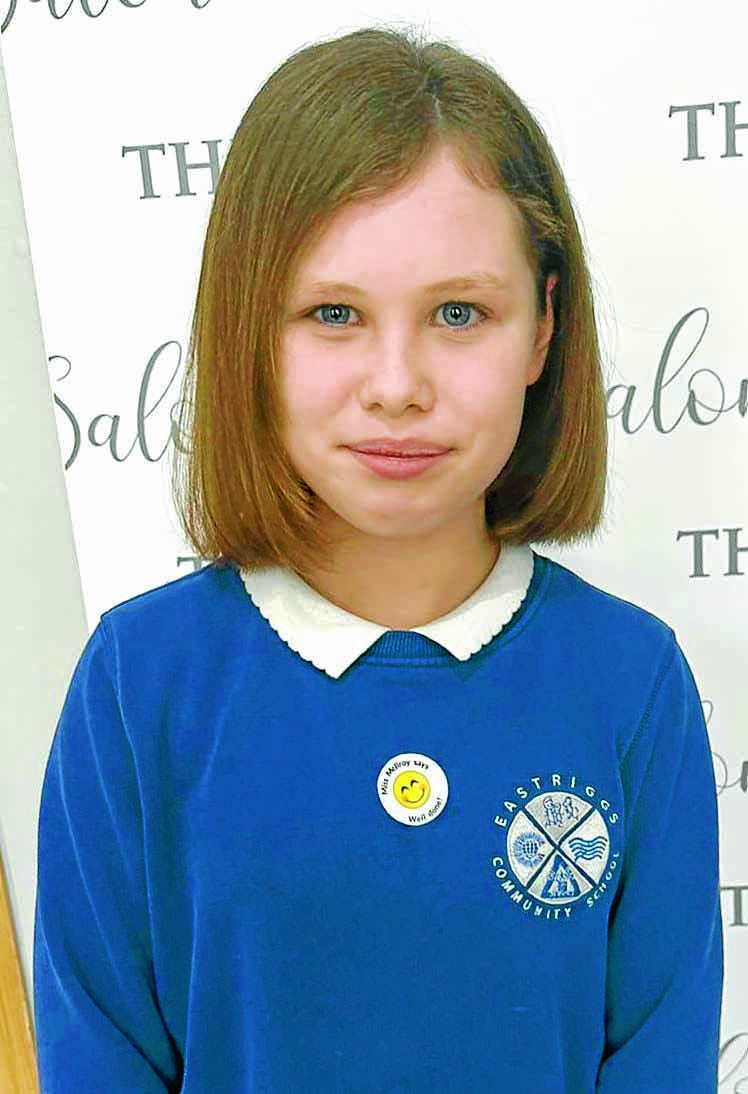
[171, 21, 609, 586]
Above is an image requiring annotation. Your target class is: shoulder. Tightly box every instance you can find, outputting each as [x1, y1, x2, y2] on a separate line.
[98, 561, 243, 655]
[534, 550, 677, 670]
[537, 551, 674, 638]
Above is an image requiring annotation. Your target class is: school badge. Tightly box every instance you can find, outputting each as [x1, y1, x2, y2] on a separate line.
[491, 773, 621, 920]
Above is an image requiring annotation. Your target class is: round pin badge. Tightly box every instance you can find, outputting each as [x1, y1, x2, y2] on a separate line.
[376, 752, 449, 826]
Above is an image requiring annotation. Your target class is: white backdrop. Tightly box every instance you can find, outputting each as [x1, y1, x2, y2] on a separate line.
[1, 0, 746, 1083]
[0, 22, 88, 1042]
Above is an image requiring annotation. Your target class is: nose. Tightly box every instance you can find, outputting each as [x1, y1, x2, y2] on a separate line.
[359, 335, 435, 413]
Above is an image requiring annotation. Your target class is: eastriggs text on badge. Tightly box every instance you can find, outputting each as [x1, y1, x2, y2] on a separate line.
[492, 772, 620, 828]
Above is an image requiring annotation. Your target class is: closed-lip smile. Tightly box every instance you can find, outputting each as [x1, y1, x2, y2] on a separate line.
[348, 437, 452, 456]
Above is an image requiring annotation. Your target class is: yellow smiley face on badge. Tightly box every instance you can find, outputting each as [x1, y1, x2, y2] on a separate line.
[393, 770, 431, 809]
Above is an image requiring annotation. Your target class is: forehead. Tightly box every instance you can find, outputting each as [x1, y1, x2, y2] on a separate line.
[287, 151, 532, 299]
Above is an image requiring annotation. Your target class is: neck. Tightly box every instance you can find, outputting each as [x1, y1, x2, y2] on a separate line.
[299, 528, 502, 630]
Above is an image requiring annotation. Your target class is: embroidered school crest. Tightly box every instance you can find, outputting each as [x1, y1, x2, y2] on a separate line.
[491, 774, 622, 920]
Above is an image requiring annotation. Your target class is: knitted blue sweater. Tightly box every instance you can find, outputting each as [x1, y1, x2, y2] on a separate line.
[33, 549, 723, 1092]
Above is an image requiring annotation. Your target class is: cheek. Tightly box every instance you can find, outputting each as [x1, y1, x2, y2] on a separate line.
[280, 348, 348, 415]
[460, 376, 527, 433]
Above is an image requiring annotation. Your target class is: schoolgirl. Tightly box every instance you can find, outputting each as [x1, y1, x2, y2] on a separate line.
[34, 23, 723, 1093]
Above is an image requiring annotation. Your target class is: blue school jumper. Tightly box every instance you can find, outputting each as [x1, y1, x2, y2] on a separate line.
[33, 545, 723, 1092]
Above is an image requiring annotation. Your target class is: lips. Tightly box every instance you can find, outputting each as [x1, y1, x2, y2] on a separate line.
[350, 442, 451, 457]
[355, 451, 439, 458]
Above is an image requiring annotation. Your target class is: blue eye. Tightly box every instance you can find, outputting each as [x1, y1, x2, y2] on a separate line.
[305, 301, 490, 333]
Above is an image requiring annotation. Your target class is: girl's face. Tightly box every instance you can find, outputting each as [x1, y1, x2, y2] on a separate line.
[279, 144, 557, 557]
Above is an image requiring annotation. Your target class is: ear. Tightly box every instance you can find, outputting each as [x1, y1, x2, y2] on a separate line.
[527, 272, 559, 385]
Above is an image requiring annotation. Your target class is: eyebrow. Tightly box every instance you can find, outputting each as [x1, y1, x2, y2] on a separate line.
[300, 272, 512, 298]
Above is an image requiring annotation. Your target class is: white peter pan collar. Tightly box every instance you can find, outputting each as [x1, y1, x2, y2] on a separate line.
[238, 543, 535, 680]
